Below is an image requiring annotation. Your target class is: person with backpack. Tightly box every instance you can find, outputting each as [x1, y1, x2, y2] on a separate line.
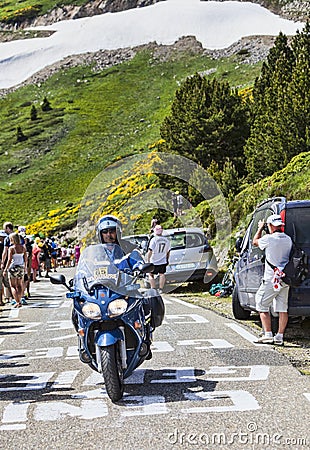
[252, 214, 292, 346]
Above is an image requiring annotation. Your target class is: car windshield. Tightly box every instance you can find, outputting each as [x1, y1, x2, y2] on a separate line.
[74, 244, 137, 294]
[165, 231, 205, 250]
[285, 207, 310, 244]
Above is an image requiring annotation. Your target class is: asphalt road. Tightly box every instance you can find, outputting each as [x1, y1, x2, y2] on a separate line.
[1, 269, 310, 449]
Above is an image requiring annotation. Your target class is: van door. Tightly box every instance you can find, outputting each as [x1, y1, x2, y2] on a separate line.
[237, 205, 276, 309]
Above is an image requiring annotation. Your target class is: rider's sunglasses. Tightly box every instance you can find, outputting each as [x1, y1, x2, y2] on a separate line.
[101, 228, 116, 234]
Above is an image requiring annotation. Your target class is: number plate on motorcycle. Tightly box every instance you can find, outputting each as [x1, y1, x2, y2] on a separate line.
[94, 267, 108, 279]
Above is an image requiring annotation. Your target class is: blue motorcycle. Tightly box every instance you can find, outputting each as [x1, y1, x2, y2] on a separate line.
[50, 244, 164, 402]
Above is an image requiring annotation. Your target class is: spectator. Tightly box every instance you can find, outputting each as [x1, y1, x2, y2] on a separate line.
[68, 245, 75, 267]
[31, 237, 41, 282]
[41, 238, 52, 277]
[75, 243, 81, 265]
[50, 237, 58, 272]
[3, 232, 27, 308]
[61, 245, 68, 267]
[0, 230, 7, 305]
[23, 236, 33, 302]
[150, 215, 160, 234]
[1, 222, 14, 303]
[177, 192, 184, 216]
[253, 214, 292, 345]
[147, 224, 171, 294]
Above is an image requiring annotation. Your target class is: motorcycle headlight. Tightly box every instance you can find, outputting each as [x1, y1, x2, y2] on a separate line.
[82, 302, 101, 319]
[108, 299, 128, 317]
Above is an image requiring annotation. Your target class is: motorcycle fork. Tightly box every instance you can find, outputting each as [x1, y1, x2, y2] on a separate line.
[119, 326, 127, 369]
[95, 328, 127, 372]
[96, 344, 102, 373]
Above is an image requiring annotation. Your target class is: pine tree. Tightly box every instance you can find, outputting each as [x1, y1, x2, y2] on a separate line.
[244, 26, 310, 181]
[160, 74, 250, 177]
[16, 126, 27, 142]
[41, 96, 52, 112]
[30, 104, 38, 121]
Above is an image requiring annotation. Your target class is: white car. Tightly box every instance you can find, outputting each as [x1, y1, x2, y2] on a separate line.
[123, 227, 218, 285]
[163, 227, 218, 284]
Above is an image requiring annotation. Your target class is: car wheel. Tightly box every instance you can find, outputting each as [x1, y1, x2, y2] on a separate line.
[232, 287, 251, 320]
[144, 279, 151, 289]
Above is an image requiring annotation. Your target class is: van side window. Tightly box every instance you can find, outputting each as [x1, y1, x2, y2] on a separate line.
[249, 209, 273, 256]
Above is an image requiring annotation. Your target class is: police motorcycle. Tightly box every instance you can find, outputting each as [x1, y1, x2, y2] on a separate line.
[50, 243, 164, 402]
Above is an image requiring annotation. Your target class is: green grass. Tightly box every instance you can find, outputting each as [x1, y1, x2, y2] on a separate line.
[0, 0, 87, 23]
[0, 49, 262, 227]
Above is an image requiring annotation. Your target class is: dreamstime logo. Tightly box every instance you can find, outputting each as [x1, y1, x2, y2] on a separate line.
[77, 152, 232, 293]
[167, 425, 308, 447]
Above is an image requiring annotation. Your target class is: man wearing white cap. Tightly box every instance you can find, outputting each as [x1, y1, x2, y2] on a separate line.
[253, 214, 292, 345]
[147, 225, 171, 294]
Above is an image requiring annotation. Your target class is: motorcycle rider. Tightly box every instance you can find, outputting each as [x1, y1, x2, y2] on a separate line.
[96, 215, 143, 269]
[74, 215, 154, 361]
[97, 215, 155, 357]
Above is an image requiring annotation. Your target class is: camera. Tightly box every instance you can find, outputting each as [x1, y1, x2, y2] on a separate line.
[262, 222, 269, 233]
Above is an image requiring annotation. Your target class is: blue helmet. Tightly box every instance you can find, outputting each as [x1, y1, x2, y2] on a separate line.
[96, 215, 122, 244]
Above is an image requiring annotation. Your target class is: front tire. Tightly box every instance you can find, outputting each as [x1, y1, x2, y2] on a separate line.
[232, 287, 251, 320]
[100, 344, 124, 402]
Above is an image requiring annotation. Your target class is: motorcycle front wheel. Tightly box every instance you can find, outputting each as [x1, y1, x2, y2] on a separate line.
[100, 344, 124, 402]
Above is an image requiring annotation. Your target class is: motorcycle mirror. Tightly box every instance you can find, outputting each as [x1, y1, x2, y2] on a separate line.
[50, 274, 67, 285]
[139, 263, 154, 274]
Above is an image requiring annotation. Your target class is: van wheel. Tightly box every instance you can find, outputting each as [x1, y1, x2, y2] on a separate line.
[232, 287, 251, 320]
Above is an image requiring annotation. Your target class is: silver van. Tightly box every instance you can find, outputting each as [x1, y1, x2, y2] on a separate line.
[233, 197, 310, 320]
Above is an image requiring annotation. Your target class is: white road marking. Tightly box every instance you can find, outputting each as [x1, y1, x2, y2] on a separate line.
[60, 300, 73, 308]
[83, 372, 105, 386]
[2, 402, 30, 424]
[165, 314, 209, 324]
[51, 334, 77, 341]
[183, 390, 260, 413]
[47, 320, 72, 331]
[8, 308, 19, 319]
[0, 423, 27, 430]
[152, 341, 174, 352]
[201, 365, 270, 381]
[168, 297, 199, 308]
[83, 370, 146, 386]
[225, 323, 261, 345]
[150, 367, 196, 384]
[72, 389, 107, 399]
[3, 322, 41, 334]
[66, 346, 79, 358]
[0, 349, 31, 360]
[0, 372, 54, 391]
[28, 301, 62, 308]
[0, 338, 5, 345]
[177, 339, 233, 349]
[304, 393, 310, 402]
[34, 399, 109, 420]
[52, 371, 79, 389]
[29, 347, 63, 359]
[122, 395, 169, 416]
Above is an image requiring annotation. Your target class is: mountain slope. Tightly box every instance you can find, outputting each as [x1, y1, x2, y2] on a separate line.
[0, 41, 263, 228]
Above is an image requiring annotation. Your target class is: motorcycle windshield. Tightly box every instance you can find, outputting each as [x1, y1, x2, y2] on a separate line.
[74, 244, 140, 295]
